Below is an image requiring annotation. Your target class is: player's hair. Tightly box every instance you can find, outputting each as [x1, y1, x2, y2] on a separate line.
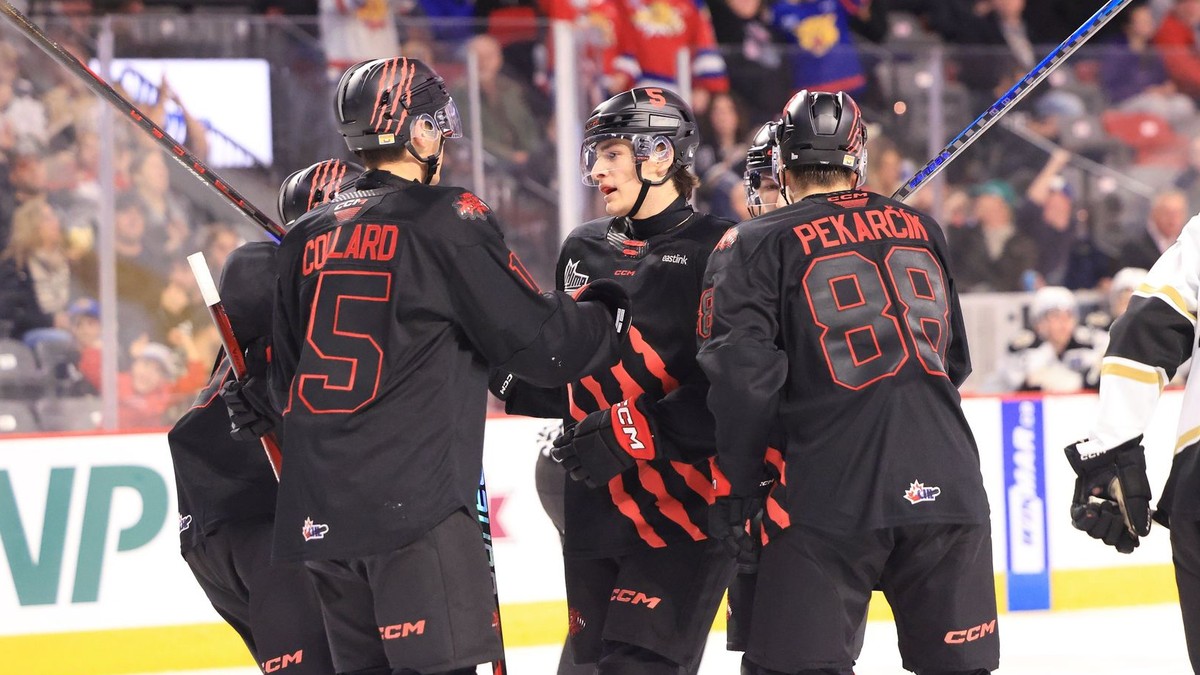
[671, 166, 700, 197]
[785, 165, 856, 193]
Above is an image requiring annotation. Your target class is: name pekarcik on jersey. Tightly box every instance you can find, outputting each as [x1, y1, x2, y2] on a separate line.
[512, 197, 733, 557]
[699, 190, 991, 535]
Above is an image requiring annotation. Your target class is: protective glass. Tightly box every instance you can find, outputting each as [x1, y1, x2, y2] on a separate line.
[433, 99, 464, 139]
[744, 168, 780, 215]
[580, 133, 669, 186]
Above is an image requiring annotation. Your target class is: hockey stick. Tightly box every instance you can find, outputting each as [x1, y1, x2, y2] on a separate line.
[0, 1, 285, 242]
[477, 470, 508, 675]
[187, 252, 284, 480]
[893, 0, 1133, 202]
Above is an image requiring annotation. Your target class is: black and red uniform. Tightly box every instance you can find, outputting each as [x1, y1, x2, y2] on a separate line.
[699, 189, 999, 674]
[167, 242, 334, 674]
[269, 168, 623, 672]
[510, 196, 736, 670]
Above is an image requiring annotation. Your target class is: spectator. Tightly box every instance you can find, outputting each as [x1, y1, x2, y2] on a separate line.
[610, 0, 730, 114]
[1021, 150, 1081, 285]
[67, 296, 101, 394]
[130, 151, 191, 274]
[770, 0, 869, 95]
[15, 199, 72, 327]
[1086, 266, 1149, 335]
[117, 340, 178, 428]
[990, 286, 1102, 392]
[1118, 188, 1188, 269]
[454, 35, 544, 173]
[537, 0, 625, 106]
[947, 179, 1039, 292]
[1101, 2, 1196, 127]
[201, 222, 242, 282]
[693, 92, 749, 220]
[318, 0, 401, 80]
[1152, 0, 1200, 99]
[0, 199, 60, 340]
[705, 0, 790, 123]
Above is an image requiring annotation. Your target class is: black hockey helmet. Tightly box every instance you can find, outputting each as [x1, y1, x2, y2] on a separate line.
[277, 158, 364, 226]
[334, 57, 462, 154]
[774, 90, 867, 187]
[744, 120, 779, 213]
[580, 87, 699, 188]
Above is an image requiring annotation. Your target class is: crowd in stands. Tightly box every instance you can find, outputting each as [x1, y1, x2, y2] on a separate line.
[3, 0, 1199, 433]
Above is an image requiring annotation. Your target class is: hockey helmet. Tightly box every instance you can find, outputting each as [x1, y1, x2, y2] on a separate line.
[744, 120, 780, 214]
[334, 57, 463, 154]
[580, 87, 699, 187]
[277, 158, 364, 226]
[774, 90, 867, 186]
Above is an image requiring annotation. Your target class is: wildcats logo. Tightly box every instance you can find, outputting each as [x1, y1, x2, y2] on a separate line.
[454, 192, 490, 220]
[714, 227, 738, 251]
[903, 480, 941, 505]
[302, 517, 329, 541]
[563, 259, 590, 294]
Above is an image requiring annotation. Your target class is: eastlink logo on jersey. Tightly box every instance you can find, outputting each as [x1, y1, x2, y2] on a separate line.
[1002, 399, 1050, 611]
[660, 253, 688, 265]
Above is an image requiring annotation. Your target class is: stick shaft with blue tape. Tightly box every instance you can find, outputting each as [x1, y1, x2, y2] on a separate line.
[893, 0, 1134, 203]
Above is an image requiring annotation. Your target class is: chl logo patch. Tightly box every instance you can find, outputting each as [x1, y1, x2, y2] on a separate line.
[563, 258, 590, 294]
[178, 514, 192, 533]
[903, 480, 941, 505]
[568, 607, 587, 636]
[302, 517, 329, 541]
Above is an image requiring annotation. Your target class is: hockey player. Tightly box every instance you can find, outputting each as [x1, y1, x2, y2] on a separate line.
[168, 158, 360, 675]
[1065, 215, 1200, 671]
[268, 57, 631, 675]
[698, 90, 998, 675]
[500, 86, 735, 674]
[744, 120, 781, 218]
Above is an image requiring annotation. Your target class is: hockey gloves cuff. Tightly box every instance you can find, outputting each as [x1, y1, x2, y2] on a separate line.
[551, 396, 656, 488]
[1065, 436, 1153, 554]
[574, 279, 632, 341]
[709, 496, 764, 565]
[220, 376, 281, 442]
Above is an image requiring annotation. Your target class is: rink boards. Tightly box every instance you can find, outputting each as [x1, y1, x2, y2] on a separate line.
[0, 392, 1182, 673]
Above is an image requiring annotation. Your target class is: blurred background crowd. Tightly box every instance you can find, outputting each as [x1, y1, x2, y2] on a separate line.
[0, 0, 1194, 432]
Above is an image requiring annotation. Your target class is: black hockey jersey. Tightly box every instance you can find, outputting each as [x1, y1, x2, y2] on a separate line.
[513, 197, 733, 558]
[167, 242, 279, 553]
[270, 169, 623, 562]
[699, 190, 990, 534]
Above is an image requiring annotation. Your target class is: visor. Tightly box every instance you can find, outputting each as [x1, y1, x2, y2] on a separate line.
[744, 167, 780, 212]
[433, 98, 463, 139]
[580, 133, 672, 187]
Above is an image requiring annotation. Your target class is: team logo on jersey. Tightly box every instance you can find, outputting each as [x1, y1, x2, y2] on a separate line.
[178, 513, 192, 533]
[563, 258, 590, 294]
[714, 227, 739, 251]
[903, 480, 941, 505]
[302, 517, 329, 541]
[660, 253, 688, 265]
[454, 192, 490, 220]
[631, 0, 685, 37]
[568, 607, 588, 636]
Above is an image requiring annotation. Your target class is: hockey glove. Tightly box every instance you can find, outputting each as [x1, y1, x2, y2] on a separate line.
[551, 396, 655, 488]
[574, 279, 632, 341]
[220, 376, 281, 442]
[1065, 436, 1153, 554]
[709, 496, 764, 565]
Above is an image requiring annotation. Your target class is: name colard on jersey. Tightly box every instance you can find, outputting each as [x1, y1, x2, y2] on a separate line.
[303, 222, 400, 276]
[793, 205, 929, 256]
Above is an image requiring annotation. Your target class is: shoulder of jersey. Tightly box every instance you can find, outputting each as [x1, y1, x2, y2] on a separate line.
[570, 216, 613, 241]
[224, 240, 277, 275]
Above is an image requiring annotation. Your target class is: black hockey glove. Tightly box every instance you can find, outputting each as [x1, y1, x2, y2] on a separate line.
[1065, 436, 1153, 554]
[220, 376, 281, 442]
[574, 279, 632, 341]
[551, 396, 656, 488]
[709, 496, 764, 565]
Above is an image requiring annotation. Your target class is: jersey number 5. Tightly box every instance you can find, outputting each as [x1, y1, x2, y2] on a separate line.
[803, 247, 949, 390]
[298, 270, 392, 413]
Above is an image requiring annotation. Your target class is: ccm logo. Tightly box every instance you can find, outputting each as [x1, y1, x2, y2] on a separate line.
[262, 650, 303, 672]
[380, 620, 426, 640]
[615, 401, 645, 450]
[944, 619, 996, 644]
[611, 588, 661, 608]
